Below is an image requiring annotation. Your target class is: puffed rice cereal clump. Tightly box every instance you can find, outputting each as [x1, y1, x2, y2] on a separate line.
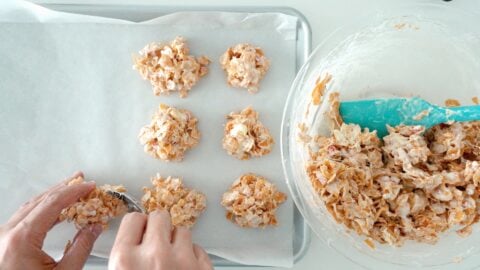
[220, 43, 270, 93]
[221, 173, 287, 228]
[223, 106, 274, 160]
[142, 174, 206, 228]
[133, 36, 210, 98]
[139, 104, 200, 161]
[305, 92, 480, 247]
[59, 176, 127, 230]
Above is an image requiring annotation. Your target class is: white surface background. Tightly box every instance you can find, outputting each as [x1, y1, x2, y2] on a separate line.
[24, 0, 480, 269]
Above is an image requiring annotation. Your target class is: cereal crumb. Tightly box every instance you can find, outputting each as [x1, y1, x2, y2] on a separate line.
[312, 73, 332, 105]
[364, 238, 376, 249]
[139, 104, 200, 161]
[142, 174, 206, 228]
[221, 173, 287, 228]
[327, 92, 343, 130]
[472, 97, 479, 105]
[222, 106, 274, 160]
[394, 23, 406, 29]
[297, 123, 312, 144]
[59, 176, 127, 230]
[394, 23, 419, 30]
[133, 36, 210, 98]
[452, 256, 463, 263]
[445, 99, 461, 107]
[220, 43, 270, 93]
[412, 109, 431, 121]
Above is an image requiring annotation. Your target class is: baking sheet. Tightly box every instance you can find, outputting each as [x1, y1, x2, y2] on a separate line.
[0, 1, 297, 267]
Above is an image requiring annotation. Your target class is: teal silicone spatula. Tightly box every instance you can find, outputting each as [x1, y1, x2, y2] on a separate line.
[339, 97, 480, 138]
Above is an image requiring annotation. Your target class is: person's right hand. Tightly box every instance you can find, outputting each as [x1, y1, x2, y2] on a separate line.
[109, 210, 212, 270]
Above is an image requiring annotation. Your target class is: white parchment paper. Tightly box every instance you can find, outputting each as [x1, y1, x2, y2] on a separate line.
[0, 1, 297, 267]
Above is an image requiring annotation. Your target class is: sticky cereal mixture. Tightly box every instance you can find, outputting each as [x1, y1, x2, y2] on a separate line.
[133, 36, 210, 98]
[221, 173, 287, 228]
[311, 73, 332, 105]
[220, 43, 270, 93]
[222, 106, 274, 160]
[327, 92, 343, 130]
[139, 104, 200, 161]
[304, 93, 480, 246]
[59, 176, 127, 230]
[141, 174, 206, 228]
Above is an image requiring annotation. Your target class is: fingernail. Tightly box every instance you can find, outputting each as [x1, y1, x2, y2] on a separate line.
[85, 181, 96, 187]
[89, 224, 103, 238]
[71, 171, 84, 177]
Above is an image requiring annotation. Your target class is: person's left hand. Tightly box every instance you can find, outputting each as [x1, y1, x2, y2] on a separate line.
[0, 171, 102, 270]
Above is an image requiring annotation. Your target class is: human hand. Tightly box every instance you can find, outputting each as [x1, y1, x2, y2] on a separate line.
[109, 210, 212, 270]
[0, 172, 102, 270]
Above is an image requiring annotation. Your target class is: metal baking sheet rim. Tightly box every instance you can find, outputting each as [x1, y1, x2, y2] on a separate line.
[35, 3, 313, 267]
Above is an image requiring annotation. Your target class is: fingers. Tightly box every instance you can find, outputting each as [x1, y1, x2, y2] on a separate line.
[20, 180, 95, 241]
[56, 224, 102, 270]
[143, 210, 172, 244]
[171, 226, 211, 270]
[113, 212, 147, 247]
[172, 226, 192, 248]
[144, 210, 172, 245]
[193, 244, 213, 270]
[7, 171, 84, 227]
[171, 226, 197, 265]
[7, 191, 51, 227]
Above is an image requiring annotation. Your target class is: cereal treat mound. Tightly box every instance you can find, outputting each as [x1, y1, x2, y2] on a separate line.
[139, 104, 200, 161]
[221, 173, 287, 228]
[219, 43, 270, 93]
[133, 36, 210, 98]
[142, 174, 206, 228]
[222, 106, 274, 160]
[59, 176, 127, 229]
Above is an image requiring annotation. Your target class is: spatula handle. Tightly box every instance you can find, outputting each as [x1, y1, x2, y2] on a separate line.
[445, 105, 480, 123]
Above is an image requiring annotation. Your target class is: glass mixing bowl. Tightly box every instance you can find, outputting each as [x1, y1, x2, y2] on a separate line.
[281, 3, 480, 268]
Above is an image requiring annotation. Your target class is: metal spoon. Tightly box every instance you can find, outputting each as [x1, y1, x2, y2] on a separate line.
[106, 190, 146, 214]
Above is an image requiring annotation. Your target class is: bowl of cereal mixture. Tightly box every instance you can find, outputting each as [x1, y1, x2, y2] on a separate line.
[281, 4, 480, 268]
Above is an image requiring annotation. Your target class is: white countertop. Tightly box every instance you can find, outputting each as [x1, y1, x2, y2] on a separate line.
[29, 0, 480, 269]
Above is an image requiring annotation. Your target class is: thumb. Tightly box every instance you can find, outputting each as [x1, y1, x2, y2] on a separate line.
[56, 224, 103, 270]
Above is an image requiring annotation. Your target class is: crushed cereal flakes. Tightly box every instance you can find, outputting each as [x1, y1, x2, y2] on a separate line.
[142, 174, 206, 228]
[220, 43, 270, 93]
[412, 109, 431, 121]
[222, 106, 274, 160]
[364, 238, 376, 249]
[133, 36, 210, 98]
[472, 97, 479, 105]
[311, 73, 332, 105]
[297, 123, 312, 144]
[394, 22, 419, 30]
[453, 256, 463, 263]
[221, 173, 287, 228]
[304, 92, 480, 246]
[445, 99, 461, 107]
[139, 104, 200, 161]
[59, 176, 127, 230]
[394, 23, 406, 29]
[327, 92, 343, 130]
